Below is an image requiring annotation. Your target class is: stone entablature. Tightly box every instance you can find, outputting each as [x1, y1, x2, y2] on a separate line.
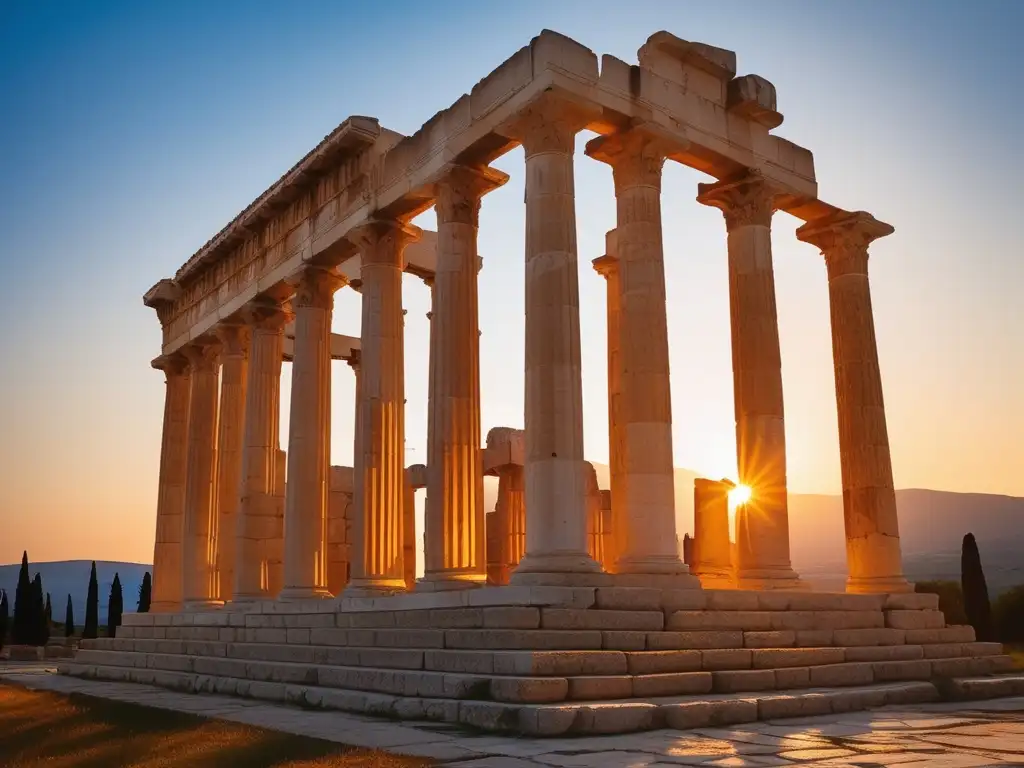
[145, 30, 830, 360]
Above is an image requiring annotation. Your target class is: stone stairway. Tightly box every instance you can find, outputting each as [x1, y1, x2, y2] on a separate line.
[60, 586, 1024, 735]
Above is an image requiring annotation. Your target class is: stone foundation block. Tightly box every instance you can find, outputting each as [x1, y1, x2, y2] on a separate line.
[770, 611, 884, 631]
[595, 587, 662, 612]
[808, 662, 874, 687]
[668, 611, 774, 631]
[702, 649, 753, 670]
[517, 704, 578, 736]
[885, 593, 939, 611]
[758, 692, 833, 719]
[844, 645, 924, 662]
[374, 629, 445, 648]
[794, 630, 835, 647]
[885, 610, 945, 630]
[663, 699, 758, 730]
[712, 669, 776, 693]
[542, 608, 664, 631]
[484, 607, 541, 629]
[964, 641, 1003, 657]
[567, 675, 633, 700]
[648, 631, 744, 650]
[921, 643, 965, 659]
[773, 666, 811, 688]
[573, 702, 657, 734]
[904, 626, 975, 644]
[661, 589, 709, 612]
[444, 629, 603, 650]
[833, 628, 906, 646]
[601, 631, 647, 650]
[744, 631, 796, 648]
[633, 671, 713, 697]
[751, 647, 846, 669]
[425, 650, 493, 674]
[872, 659, 933, 681]
[491, 650, 628, 677]
[626, 650, 702, 675]
[705, 591, 760, 611]
[489, 676, 569, 703]
[930, 657, 991, 678]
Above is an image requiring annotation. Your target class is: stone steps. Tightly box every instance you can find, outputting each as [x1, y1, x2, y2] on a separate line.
[57, 659, 1024, 735]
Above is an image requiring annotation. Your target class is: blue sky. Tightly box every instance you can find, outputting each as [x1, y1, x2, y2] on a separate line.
[1, 0, 1021, 563]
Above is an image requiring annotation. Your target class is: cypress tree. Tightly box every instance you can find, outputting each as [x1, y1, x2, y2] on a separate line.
[961, 532, 994, 642]
[12, 551, 31, 644]
[65, 594, 75, 638]
[0, 590, 8, 650]
[43, 591, 52, 645]
[83, 561, 99, 640]
[107, 573, 123, 638]
[138, 572, 152, 613]
[31, 574, 44, 646]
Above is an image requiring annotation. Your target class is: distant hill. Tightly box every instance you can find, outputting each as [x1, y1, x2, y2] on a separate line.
[0, 561, 150, 625]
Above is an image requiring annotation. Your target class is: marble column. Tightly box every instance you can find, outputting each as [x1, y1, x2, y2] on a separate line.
[181, 340, 223, 609]
[346, 349, 363, 589]
[797, 210, 911, 594]
[346, 220, 421, 595]
[151, 354, 190, 612]
[697, 171, 802, 589]
[495, 465, 526, 583]
[281, 267, 346, 600]
[421, 164, 507, 589]
[692, 478, 735, 587]
[507, 97, 600, 580]
[234, 300, 290, 602]
[587, 128, 686, 575]
[591, 233, 625, 574]
[214, 323, 249, 602]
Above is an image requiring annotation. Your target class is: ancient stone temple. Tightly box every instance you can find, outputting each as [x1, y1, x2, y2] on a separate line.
[63, 30, 1022, 735]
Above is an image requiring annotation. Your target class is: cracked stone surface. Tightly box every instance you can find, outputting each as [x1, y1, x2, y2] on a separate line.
[3, 664, 1023, 766]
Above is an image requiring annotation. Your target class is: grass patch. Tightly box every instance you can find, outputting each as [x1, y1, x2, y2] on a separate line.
[0, 683, 431, 767]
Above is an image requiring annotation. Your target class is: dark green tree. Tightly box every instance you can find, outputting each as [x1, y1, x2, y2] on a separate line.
[31, 574, 44, 646]
[915, 580, 968, 625]
[12, 551, 32, 644]
[83, 561, 99, 640]
[64, 594, 75, 638]
[137, 572, 152, 613]
[993, 585, 1024, 643]
[107, 573, 123, 638]
[0, 590, 9, 650]
[961, 532, 994, 641]
[42, 591, 52, 645]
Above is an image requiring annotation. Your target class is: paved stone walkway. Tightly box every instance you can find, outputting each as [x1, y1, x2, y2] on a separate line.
[2, 664, 1023, 766]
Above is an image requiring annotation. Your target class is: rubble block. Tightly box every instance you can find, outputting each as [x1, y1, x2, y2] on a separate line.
[64, 585, 1022, 735]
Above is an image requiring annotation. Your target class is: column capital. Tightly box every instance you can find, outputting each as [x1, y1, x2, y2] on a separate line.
[696, 170, 780, 230]
[434, 164, 509, 226]
[182, 340, 221, 372]
[796, 210, 895, 277]
[585, 126, 681, 192]
[502, 92, 594, 157]
[293, 266, 347, 310]
[215, 322, 250, 358]
[241, 298, 293, 331]
[344, 348, 361, 372]
[592, 254, 619, 279]
[348, 219, 422, 267]
[151, 353, 189, 378]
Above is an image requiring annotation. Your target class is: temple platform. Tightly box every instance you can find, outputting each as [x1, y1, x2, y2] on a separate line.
[60, 585, 1023, 735]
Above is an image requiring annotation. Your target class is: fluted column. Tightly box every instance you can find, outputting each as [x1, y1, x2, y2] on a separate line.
[346, 220, 421, 595]
[234, 300, 290, 602]
[507, 96, 600, 580]
[592, 234, 625, 574]
[421, 164, 507, 589]
[281, 267, 346, 600]
[151, 354, 190, 612]
[213, 323, 249, 601]
[692, 478, 735, 588]
[181, 340, 223, 609]
[587, 128, 686, 575]
[697, 171, 802, 589]
[495, 465, 526, 583]
[797, 211, 911, 594]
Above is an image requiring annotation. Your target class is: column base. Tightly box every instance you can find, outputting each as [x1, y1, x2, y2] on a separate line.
[735, 567, 808, 592]
[149, 601, 181, 614]
[512, 551, 602, 575]
[846, 574, 913, 595]
[692, 566, 736, 590]
[343, 577, 408, 598]
[416, 572, 486, 592]
[277, 586, 333, 602]
[183, 599, 225, 612]
[230, 592, 268, 604]
[616, 554, 690, 576]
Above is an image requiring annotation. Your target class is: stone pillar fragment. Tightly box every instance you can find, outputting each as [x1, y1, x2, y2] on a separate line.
[797, 211, 911, 594]
[421, 164, 507, 590]
[281, 267, 346, 600]
[181, 340, 223, 609]
[484, 427, 526, 586]
[692, 478, 735, 588]
[697, 171, 802, 590]
[587, 128, 687, 576]
[234, 300, 290, 602]
[346, 220, 421, 595]
[506, 96, 600, 581]
[214, 323, 249, 602]
[327, 465, 354, 596]
[592, 234, 625, 573]
[584, 462, 608, 568]
[151, 354, 190, 613]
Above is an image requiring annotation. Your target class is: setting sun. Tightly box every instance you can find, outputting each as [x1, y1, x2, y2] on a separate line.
[728, 484, 753, 509]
